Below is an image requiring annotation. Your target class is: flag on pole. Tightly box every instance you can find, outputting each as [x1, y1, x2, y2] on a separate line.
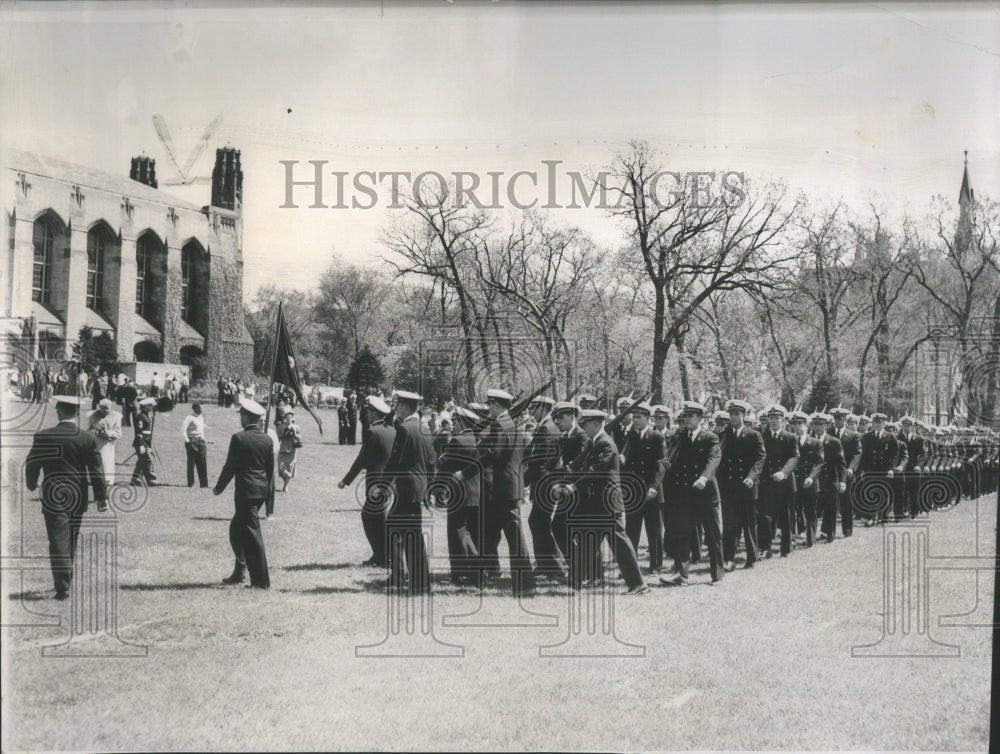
[271, 303, 322, 434]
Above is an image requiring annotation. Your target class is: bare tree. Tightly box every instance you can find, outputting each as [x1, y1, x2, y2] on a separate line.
[313, 253, 391, 360]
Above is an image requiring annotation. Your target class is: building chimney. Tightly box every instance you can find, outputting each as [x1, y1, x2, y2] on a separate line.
[129, 156, 158, 189]
[211, 148, 243, 212]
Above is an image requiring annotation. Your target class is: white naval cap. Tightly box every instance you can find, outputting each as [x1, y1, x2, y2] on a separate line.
[486, 388, 514, 402]
[237, 398, 266, 417]
[366, 395, 391, 414]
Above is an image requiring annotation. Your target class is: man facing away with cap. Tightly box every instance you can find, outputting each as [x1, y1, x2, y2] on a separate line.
[383, 391, 434, 594]
[25, 396, 109, 599]
[454, 389, 537, 597]
[339, 396, 396, 568]
[523, 396, 568, 583]
[213, 399, 273, 589]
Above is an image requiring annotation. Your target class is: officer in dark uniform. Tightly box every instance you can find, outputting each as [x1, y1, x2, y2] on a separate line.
[719, 399, 765, 571]
[384, 390, 435, 594]
[130, 397, 158, 486]
[25, 395, 109, 599]
[558, 409, 649, 595]
[621, 402, 667, 574]
[885, 421, 909, 521]
[435, 406, 481, 584]
[661, 401, 724, 585]
[859, 412, 903, 526]
[340, 395, 396, 567]
[812, 412, 845, 542]
[454, 389, 536, 597]
[759, 404, 799, 558]
[829, 408, 861, 536]
[551, 401, 589, 579]
[898, 416, 927, 518]
[213, 398, 273, 589]
[524, 396, 567, 582]
[790, 410, 824, 547]
[611, 396, 633, 452]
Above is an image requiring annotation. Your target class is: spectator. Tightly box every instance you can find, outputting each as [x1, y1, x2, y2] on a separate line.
[277, 410, 302, 493]
[88, 398, 122, 487]
[178, 372, 189, 403]
[181, 401, 209, 488]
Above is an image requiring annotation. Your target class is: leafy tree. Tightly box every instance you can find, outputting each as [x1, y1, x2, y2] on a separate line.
[72, 326, 118, 373]
[347, 345, 385, 394]
[391, 346, 450, 410]
[803, 372, 842, 413]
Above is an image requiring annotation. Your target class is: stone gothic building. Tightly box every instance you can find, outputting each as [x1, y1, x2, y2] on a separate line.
[3, 147, 254, 377]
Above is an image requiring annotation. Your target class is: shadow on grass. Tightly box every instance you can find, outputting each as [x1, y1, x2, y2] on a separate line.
[296, 585, 366, 595]
[120, 581, 222, 591]
[283, 561, 357, 572]
[192, 516, 232, 522]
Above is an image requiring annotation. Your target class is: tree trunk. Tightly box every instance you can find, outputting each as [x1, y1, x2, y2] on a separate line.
[649, 285, 667, 402]
[675, 331, 692, 401]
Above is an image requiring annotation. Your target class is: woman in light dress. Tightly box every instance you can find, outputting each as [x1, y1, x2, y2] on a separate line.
[277, 411, 302, 492]
[88, 398, 122, 487]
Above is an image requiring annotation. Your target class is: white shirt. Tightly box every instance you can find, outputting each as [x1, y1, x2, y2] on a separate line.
[182, 413, 206, 442]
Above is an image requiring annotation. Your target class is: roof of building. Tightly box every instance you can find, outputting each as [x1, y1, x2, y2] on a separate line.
[7, 148, 205, 213]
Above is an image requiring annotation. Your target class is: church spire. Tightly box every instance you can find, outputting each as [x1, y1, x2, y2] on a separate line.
[959, 150, 974, 207]
[956, 151, 975, 251]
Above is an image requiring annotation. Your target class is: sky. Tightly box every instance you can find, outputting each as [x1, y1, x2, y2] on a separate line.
[3, 1, 999, 301]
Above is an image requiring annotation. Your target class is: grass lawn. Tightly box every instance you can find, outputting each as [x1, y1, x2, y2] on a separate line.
[2, 401, 994, 751]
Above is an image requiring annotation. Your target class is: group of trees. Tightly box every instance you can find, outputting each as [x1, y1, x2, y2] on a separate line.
[244, 141, 999, 425]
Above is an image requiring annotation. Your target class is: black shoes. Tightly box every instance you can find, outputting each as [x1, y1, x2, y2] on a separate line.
[54, 590, 69, 601]
[624, 583, 651, 595]
[222, 570, 246, 585]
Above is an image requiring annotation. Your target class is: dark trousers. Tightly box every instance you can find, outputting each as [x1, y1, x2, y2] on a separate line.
[387, 503, 430, 594]
[230, 498, 270, 588]
[217, 389, 225, 407]
[43, 510, 85, 593]
[447, 505, 480, 581]
[131, 447, 157, 484]
[903, 472, 922, 517]
[178, 386, 188, 403]
[840, 475, 854, 535]
[625, 495, 664, 570]
[759, 480, 793, 556]
[528, 484, 567, 577]
[672, 496, 724, 580]
[361, 488, 390, 565]
[568, 514, 643, 590]
[122, 406, 134, 428]
[796, 483, 818, 545]
[483, 503, 537, 596]
[185, 441, 208, 487]
[819, 488, 838, 540]
[721, 483, 758, 565]
[347, 422, 357, 445]
[891, 475, 906, 520]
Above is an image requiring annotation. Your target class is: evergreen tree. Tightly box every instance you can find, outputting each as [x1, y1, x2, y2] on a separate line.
[346, 345, 385, 394]
[804, 373, 841, 414]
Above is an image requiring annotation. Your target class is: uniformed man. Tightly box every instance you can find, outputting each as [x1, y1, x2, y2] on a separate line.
[712, 410, 730, 435]
[829, 408, 861, 536]
[213, 399, 273, 589]
[612, 396, 634, 452]
[719, 399, 765, 571]
[651, 405, 671, 434]
[790, 410, 824, 547]
[523, 395, 567, 582]
[434, 406, 481, 584]
[857, 415, 871, 435]
[383, 390, 435, 594]
[898, 416, 927, 519]
[812, 412, 846, 542]
[885, 420, 909, 522]
[339, 395, 396, 567]
[25, 395, 109, 599]
[551, 401, 591, 579]
[576, 393, 598, 411]
[621, 401, 667, 574]
[130, 397, 159, 486]
[558, 409, 650, 595]
[661, 401, 724, 586]
[758, 405, 799, 558]
[454, 389, 536, 597]
[858, 412, 903, 526]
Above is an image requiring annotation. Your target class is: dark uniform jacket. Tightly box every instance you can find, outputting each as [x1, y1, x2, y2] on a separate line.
[830, 426, 862, 475]
[860, 431, 902, 474]
[25, 420, 108, 512]
[898, 432, 926, 471]
[385, 413, 436, 509]
[343, 420, 396, 495]
[214, 426, 275, 501]
[718, 424, 766, 498]
[673, 426, 722, 506]
[611, 420, 633, 456]
[819, 434, 846, 490]
[523, 418, 562, 489]
[621, 426, 668, 503]
[761, 428, 800, 491]
[436, 430, 480, 509]
[793, 435, 825, 490]
[564, 430, 624, 516]
[560, 424, 589, 473]
[464, 411, 524, 508]
[133, 411, 153, 449]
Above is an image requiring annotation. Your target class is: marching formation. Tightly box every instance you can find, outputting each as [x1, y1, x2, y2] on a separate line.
[339, 388, 1000, 597]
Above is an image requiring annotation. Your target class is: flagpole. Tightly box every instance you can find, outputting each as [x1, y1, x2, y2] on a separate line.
[263, 301, 283, 433]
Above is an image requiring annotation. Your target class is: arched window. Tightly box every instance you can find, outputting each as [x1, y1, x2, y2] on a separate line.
[86, 227, 107, 311]
[181, 245, 193, 320]
[180, 240, 209, 335]
[135, 236, 151, 315]
[32, 219, 54, 303]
